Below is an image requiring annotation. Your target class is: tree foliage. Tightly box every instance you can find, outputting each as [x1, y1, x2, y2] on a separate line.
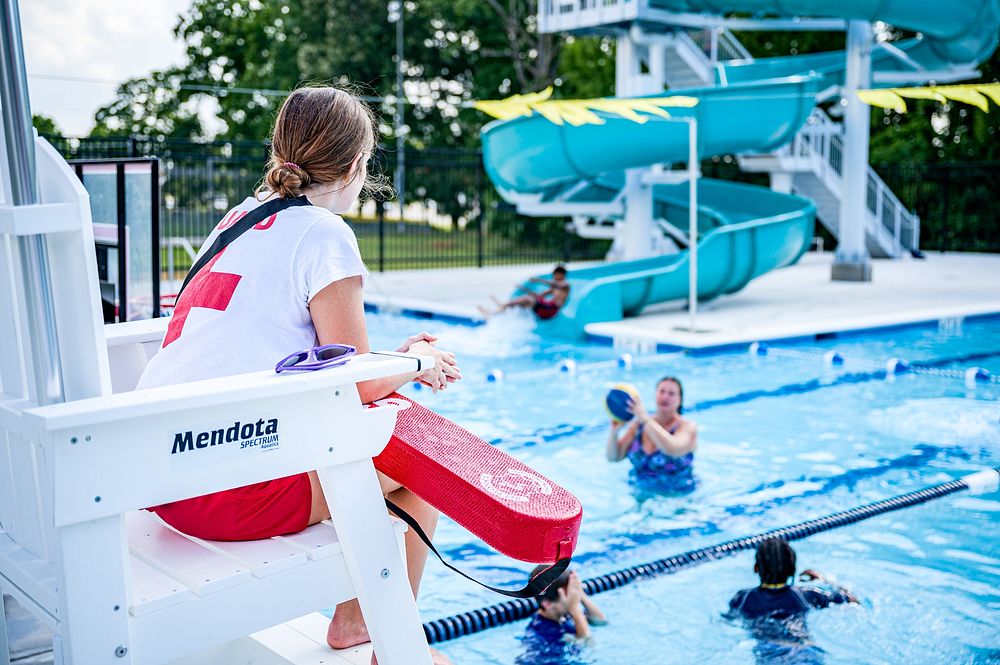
[90, 0, 573, 147]
[32, 113, 61, 136]
[555, 36, 615, 99]
[92, 68, 207, 139]
[870, 52, 1000, 162]
[85, 4, 998, 254]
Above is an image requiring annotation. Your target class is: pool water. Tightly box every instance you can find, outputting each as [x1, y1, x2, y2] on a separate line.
[364, 312, 1000, 665]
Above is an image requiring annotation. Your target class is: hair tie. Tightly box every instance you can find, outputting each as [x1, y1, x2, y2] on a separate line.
[283, 161, 300, 170]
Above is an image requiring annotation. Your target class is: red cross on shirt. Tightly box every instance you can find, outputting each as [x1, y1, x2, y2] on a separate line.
[163, 250, 242, 347]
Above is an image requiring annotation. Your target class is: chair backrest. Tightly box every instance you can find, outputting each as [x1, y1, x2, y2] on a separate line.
[0, 136, 111, 563]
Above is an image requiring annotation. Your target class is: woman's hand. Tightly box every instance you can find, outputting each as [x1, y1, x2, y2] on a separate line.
[625, 395, 648, 423]
[799, 569, 826, 582]
[397, 332, 437, 353]
[409, 339, 461, 392]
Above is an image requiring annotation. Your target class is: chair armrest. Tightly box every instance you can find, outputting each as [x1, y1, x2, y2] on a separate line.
[21, 353, 430, 527]
[104, 318, 170, 349]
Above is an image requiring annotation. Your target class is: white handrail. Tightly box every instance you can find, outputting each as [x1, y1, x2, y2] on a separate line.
[774, 109, 920, 253]
[719, 28, 754, 61]
[684, 27, 754, 63]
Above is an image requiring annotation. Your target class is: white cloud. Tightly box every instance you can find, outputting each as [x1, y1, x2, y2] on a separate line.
[22, 0, 190, 135]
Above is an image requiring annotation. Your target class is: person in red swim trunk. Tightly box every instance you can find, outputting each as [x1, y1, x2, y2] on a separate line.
[481, 265, 570, 320]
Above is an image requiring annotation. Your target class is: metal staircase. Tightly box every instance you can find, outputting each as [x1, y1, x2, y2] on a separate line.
[649, 27, 754, 89]
[537, 0, 922, 259]
[630, 25, 920, 258]
[739, 109, 919, 258]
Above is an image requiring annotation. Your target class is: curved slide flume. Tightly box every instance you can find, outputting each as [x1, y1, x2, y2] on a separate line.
[481, 75, 821, 339]
[480, 0, 999, 339]
[655, 0, 1000, 66]
[533, 179, 816, 339]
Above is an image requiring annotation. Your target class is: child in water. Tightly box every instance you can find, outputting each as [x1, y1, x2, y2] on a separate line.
[727, 537, 859, 663]
[516, 567, 606, 664]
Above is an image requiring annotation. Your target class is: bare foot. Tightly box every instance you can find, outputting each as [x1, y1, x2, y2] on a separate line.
[330, 600, 452, 664]
[369, 647, 453, 664]
[326, 600, 370, 649]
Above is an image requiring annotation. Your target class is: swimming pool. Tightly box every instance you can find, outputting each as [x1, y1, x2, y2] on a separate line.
[365, 313, 1000, 664]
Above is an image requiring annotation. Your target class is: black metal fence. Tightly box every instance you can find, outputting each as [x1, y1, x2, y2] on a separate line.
[702, 156, 1000, 253]
[46, 136, 610, 277]
[873, 162, 1000, 253]
[45, 136, 999, 268]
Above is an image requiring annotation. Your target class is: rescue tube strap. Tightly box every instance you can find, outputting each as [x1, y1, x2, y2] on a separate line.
[385, 497, 571, 598]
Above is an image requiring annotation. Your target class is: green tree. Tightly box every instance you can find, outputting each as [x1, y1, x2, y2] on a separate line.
[555, 36, 615, 99]
[92, 68, 206, 139]
[172, 0, 300, 140]
[870, 50, 1000, 162]
[90, 0, 570, 147]
[32, 113, 61, 136]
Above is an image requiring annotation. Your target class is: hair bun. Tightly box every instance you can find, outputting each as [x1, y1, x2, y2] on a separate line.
[265, 158, 312, 198]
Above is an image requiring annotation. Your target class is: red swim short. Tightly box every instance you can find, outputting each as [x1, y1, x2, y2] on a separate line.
[533, 298, 561, 320]
[149, 472, 313, 541]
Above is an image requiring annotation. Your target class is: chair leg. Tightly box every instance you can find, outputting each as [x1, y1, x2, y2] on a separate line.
[317, 462, 433, 665]
[0, 593, 12, 665]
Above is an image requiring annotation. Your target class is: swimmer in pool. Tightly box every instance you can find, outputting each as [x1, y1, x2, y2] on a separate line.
[516, 567, 606, 665]
[607, 375, 698, 491]
[726, 537, 859, 664]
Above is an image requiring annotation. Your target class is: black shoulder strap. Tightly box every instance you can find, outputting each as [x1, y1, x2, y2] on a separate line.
[177, 195, 311, 299]
[385, 497, 571, 599]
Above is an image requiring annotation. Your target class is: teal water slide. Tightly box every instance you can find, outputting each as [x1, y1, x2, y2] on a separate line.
[480, 0, 1000, 339]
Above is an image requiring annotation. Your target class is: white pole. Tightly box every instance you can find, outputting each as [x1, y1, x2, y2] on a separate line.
[387, 1, 405, 217]
[1, 0, 65, 405]
[688, 118, 698, 332]
[394, 6, 405, 214]
[617, 31, 656, 261]
[832, 19, 873, 281]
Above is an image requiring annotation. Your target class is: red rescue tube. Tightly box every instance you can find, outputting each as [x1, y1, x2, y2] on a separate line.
[372, 393, 581, 564]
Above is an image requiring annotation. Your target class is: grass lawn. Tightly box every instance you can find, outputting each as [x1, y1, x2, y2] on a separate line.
[161, 231, 605, 277]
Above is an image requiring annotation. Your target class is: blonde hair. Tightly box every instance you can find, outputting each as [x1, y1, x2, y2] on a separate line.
[257, 85, 391, 200]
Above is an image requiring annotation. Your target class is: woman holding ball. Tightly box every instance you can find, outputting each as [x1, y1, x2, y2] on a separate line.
[606, 376, 698, 491]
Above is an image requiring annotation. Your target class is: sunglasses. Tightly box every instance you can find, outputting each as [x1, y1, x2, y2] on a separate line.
[275, 344, 357, 373]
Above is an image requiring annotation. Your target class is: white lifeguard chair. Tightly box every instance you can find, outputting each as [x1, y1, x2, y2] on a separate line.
[0, 3, 433, 662]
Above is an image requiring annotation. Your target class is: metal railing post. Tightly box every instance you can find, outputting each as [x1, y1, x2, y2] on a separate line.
[1, 0, 65, 405]
[477, 163, 485, 268]
[115, 163, 128, 321]
[151, 158, 161, 316]
[377, 197, 386, 272]
[894, 205, 902, 254]
[687, 118, 698, 333]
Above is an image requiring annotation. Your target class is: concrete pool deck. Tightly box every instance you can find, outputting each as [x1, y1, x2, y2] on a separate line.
[364, 252, 1000, 349]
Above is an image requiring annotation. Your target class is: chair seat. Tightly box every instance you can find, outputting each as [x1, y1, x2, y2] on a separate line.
[123, 511, 407, 665]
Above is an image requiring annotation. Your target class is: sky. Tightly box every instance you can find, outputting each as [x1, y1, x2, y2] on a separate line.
[22, 0, 191, 136]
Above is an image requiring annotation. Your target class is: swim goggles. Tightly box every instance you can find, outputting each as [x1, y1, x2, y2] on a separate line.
[275, 343, 357, 373]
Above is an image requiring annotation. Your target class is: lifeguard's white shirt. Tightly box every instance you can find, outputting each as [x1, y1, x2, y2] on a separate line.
[137, 197, 368, 390]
